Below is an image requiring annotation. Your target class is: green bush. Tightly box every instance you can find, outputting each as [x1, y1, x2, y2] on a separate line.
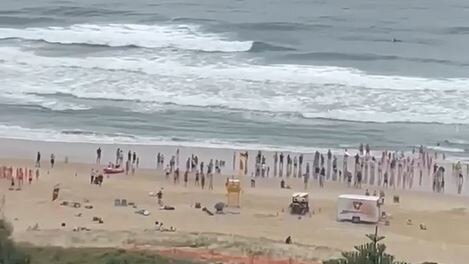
[0, 219, 30, 264]
[22, 247, 198, 264]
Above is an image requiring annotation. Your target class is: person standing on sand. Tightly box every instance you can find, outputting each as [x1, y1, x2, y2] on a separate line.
[402, 160, 408, 189]
[191, 155, 196, 172]
[437, 166, 445, 193]
[17, 168, 24, 188]
[170, 156, 175, 172]
[458, 169, 464, 194]
[173, 168, 179, 184]
[377, 160, 382, 186]
[157, 188, 163, 207]
[383, 170, 389, 188]
[313, 151, 320, 180]
[36, 152, 41, 168]
[293, 156, 298, 178]
[116, 148, 120, 165]
[410, 158, 415, 188]
[332, 155, 338, 181]
[261, 156, 266, 177]
[126, 159, 131, 175]
[35, 168, 40, 182]
[201, 171, 205, 190]
[157, 153, 160, 169]
[305, 162, 310, 178]
[304, 163, 310, 189]
[28, 169, 32, 185]
[90, 169, 95, 184]
[165, 165, 170, 180]
[262, 159, 266, 178]
[195, 170, 200, 186]
[390, 158, 396, 188]
[319, 167, 325, 188]
[176, 148, 180, 169]
[96, 147, 102, 166]
[208, 171, 213, 190]
[233, 152, 236, 173]
[279, 152, 284, 177]
[273, 152, 278, 177]
[432, 163, 438, 192]
[128, 151, 131, 162]
[364, 156, 369, 185]
[298, 154, 303, 178]
[418, 158, 423, 186]
[50, 153, 55, 169]
[255, 151, 261, 177]
[369, 157, 376, 186]
[343, 149, 349, 180]
[131, 161, 136, 175]
[356, 165, 363, 189]
[320, 154, 325, 172]
[184, 170, 188, 187]
[397, 158, 403, 188]
[326, 150, 332, 180]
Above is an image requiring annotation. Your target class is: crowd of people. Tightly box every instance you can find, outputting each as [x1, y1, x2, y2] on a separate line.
[3, 144, 462, 196]
[0, 151, 55, 190]
[89, 143, 469, 196]
[161, 149, 224, 190]
[254, 144, 467, 194]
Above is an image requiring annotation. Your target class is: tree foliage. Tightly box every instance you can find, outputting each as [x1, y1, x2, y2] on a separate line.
[0, 219, 30, 264]
[324, 226, 409, 264]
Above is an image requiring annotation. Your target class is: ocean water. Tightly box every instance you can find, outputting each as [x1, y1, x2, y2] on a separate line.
[1, 0, 469, 156]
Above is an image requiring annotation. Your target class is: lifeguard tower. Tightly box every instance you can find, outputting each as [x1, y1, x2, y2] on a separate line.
[225, 151, 247, 208]
[226, 178, 241, 207]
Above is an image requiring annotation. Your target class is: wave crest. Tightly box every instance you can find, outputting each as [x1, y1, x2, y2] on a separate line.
[0, 23, 253, 52]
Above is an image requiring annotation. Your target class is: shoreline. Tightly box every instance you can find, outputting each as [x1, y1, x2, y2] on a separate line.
[0, 137, 466, 196]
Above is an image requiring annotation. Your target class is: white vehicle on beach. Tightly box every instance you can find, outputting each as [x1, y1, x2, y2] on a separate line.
[337, 194, 381, 223]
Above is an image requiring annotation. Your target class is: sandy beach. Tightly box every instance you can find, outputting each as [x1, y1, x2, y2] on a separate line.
[1, 139, 469, 264]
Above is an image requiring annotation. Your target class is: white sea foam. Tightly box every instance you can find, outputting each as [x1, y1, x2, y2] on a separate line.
[1, 46, 467, 92]
[0, 124, 329, 154]
[0, 24, 253, 52]
[427, 145, 465, 153]
[0, 91, 91, 111]
[1, 46, 469, 124]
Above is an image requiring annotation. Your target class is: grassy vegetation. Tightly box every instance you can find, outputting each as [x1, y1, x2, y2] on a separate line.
[1, 219, 197, 264]
[21, 247, 197, 264]
[2, 219, 438, 264]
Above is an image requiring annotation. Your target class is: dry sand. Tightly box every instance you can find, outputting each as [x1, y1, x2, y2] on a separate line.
[1, 139, 469, 264]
